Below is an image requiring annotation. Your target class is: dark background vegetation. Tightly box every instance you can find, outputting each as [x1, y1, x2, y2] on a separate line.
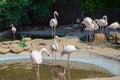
[0, 0, 120, 31]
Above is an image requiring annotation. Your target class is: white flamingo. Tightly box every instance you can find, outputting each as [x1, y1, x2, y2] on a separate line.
[61, 43, 76, 68]
[50, 11, 59, 38]
[95, 15, 108, 33]
[30, 48, 50, 80]
[10, 24, 16, 39]
[51, 35, 60, 70]
[107, 22, 120, 42]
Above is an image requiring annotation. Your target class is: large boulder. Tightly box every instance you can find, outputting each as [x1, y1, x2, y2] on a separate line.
[94, 33, 106, 44]
[10, 40, 24, 53]
[0, 42, 10, 54]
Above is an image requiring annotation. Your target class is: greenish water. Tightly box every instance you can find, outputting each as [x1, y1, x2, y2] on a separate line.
[0, 62, 113, 80]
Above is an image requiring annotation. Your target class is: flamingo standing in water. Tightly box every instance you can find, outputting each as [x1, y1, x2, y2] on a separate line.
[51, 35, 60, 70]
[30, 48, 50, 80]
[10, 24, 16, 39]
[61, 43, 76, 68]
[50, 11, 59, 38]
[107, 22, 120, 42]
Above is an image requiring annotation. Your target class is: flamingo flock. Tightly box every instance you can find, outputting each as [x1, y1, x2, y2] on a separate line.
[81, 15, 120, 46]
[29, 11, 120, 80]
[30, 11, 78, 80]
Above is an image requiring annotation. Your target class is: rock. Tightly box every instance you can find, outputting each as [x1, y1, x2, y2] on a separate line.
[94, 33, 106, 44]
[2, 41, 11, 45]
[10, 44, 24, 53]
[0, 48, 10, 54]
[12, 40, 20, 44]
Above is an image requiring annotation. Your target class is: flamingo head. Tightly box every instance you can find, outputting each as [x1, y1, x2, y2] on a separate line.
[40, 48, 50, 56]
[10, 24, 14, 27]
[103, 15, 107, 21]
[54, 11, 59, 16]
[54, 35, 61, 41]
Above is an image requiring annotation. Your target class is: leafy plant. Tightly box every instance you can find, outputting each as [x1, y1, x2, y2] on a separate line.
[19, 38, 27, 48]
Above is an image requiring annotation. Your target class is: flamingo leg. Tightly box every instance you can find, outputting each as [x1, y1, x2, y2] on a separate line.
[52, 27, 54, 39]
[55, 50, 57, 70]
[33, 64, 40, 80]
[67, 54, 70, 69]
[13, 33, 15, 39]
[86, 31, 89, 49]
[52, 51, 56, 72]
[102, 27, 104, 33]
[54, 26, 56, 37]
[114, 29, 116, 43]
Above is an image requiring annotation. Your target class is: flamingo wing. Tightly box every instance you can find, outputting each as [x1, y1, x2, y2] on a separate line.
[82, 17, 92, 27]
[30, 50, 42, 64]
[61, 45, 76, 56]
[107, 22, 119, 29]
[50, 19, 58, 27]
[51, 43, 58, 51]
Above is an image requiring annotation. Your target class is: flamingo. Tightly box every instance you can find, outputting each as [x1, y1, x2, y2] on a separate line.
[61, 43, 76, 69]
[84, 20, 99, 42]
[10, 24, 16, 39]
[51, 35, 60, 70]
[95, 15, 108, 33]
[107, 22, 120, 43]
[30, 48, 50, 80]
[50, 11, 59, 38]
[82, 17, 98, 48]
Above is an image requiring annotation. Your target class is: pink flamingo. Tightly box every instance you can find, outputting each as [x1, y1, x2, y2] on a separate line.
[30, 48, 50, 80]
[50, 11, 59, 38]
[95, 15, 108, 33]
[82, 17, 98, 45]
[107, 22, 120, 42]
[10, 24, 16, 39]
[61, 43, 76, 68]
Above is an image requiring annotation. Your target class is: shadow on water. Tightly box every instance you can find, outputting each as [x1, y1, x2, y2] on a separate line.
[0, 62, 113, 80]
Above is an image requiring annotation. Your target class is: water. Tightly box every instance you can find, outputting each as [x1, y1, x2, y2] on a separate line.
[0, 62, 113, 80]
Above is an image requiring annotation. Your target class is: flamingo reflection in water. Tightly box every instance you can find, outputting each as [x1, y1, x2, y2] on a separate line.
[30, 48, 50, 80]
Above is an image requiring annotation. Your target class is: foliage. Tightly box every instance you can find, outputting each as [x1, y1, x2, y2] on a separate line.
[0, 0, 120, 30]
[0, 0, 52, 30]
[30, 0, 52, 21]
[0, 0, 30, 26]
[82, 0, 120, 13]
[19, 38, 27, 48]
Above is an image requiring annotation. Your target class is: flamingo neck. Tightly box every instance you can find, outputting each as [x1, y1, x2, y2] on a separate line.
[39, 48, 48, 55]
[54, 13, 57, 20]
[54, 39, 58, 48]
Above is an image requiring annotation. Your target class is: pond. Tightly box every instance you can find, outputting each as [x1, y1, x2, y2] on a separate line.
[0, 62, 113, 80]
